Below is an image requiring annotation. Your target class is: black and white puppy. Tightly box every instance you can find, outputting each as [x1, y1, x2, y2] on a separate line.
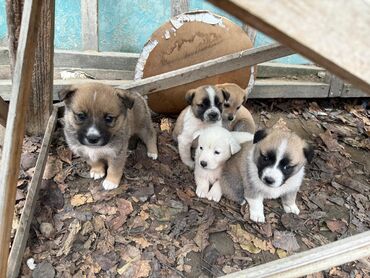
[220, 128, 314, 223]
[173, 85, 225, 168]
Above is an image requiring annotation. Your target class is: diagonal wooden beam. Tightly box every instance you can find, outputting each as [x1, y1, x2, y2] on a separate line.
[221, 231, 370, 278]
[207, 0, 370, 95]
[0, 97, 8, 127]
[0, 0, 42, 273]
[118, 43, 295, 93]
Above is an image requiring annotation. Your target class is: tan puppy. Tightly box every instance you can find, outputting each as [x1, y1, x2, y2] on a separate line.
[215, 83, 255, 133]
[220, 129, 313, 223]
[59, 83, 158, 190]
[173, 85, 224, 168]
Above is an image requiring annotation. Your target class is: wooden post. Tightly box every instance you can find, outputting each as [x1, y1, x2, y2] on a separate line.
[5, 0, 24, 76]
[171, 0, 189, 17]
[26, 0, 55, 135]
[81, 0, 98, 51]
[0, 0, 41, 273]
[242, 25, 256, 45]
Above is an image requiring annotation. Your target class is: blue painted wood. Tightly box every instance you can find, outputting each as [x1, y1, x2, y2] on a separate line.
[0, 0, 310, 64]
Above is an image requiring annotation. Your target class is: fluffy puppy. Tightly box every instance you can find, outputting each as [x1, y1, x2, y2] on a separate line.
[215, 83, 256, 133]
[59, 83, 158, 190]
[173, 85, 225, 168]
[193, 126, 253, 202]
[220, 129, 314, 223]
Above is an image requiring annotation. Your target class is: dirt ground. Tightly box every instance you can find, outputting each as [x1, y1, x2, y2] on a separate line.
[13, 98, 370, 278]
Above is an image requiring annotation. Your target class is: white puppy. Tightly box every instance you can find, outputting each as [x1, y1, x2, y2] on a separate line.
[193, 126, 253, 202]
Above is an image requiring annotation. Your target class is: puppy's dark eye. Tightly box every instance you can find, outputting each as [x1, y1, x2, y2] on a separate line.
[261, 153, 269, 161]
[224, 103, 230, 108]
[283, 165, 293, 171]
[197, 103, 204, 108]
[215, 150, 220, 155]
[236, 106, 241, 110]
[75, 112, 87, 121]
[104, 115, 115, 124]
[200, 146, 203, 150]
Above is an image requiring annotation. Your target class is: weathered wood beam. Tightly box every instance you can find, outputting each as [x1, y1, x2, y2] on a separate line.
[0, 0, 42, 273]
[81, 0, 98, 51]
[221, 231, 370, 278]
[0, 97, 8, 127]
[207, 0, 370, 95]
[7, 104, 59, 278]
[118, 43, 295, 94]
[27, 0, 55, 135]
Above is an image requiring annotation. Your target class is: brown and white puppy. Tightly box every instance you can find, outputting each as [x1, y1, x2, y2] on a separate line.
[215, 83, 256, 133]
[59, 83, 158, 190]
[173, 85, 225, 168]
[220, 129, 314, 223]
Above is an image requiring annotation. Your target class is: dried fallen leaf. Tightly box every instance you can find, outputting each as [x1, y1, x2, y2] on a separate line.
[319, 130, 343, 151]
[160, 118, 172, 132]
[276, 248, 288, 258]
[272, 231, 300, 252]
[57, 146, 73, 164]
[131, 236, 151, 249]
[272, 118, 290, 132]
[43, 155, 63, 180]
[57, 219, 81, 256]
[326, 219, 347, 234]
[70, 193, 94, 207]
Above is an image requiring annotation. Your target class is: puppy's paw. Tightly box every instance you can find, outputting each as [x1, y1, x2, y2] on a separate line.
[147, 152, 158, 160]
[184, 160, 195, 169]
[102, 179, 119, 191]
[206, 185, 222, 202]
[196, 185, 209, 199]
[90, 168, 105, 180]
[283, 203, 300, 215]
[249, 210, 265, 223]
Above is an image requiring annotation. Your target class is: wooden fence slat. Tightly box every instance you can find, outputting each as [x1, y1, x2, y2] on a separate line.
[118, 43, 295, 94]
[27, 0, 55, 135]
[7, 105, 59, 278]
[221, 231, 370, 278]
[207, 0, 370, 95]
[81, 0, 98, 51]
[0, 0, 42, 273]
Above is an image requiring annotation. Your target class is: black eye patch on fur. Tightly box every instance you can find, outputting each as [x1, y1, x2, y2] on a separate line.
[278, 156, 295, 179]
[214, 96, 222, 110]
[193, 97, 211, 120]
[256, 150, 276, 178]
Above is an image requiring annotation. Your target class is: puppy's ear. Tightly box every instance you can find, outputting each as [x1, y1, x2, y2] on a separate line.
[192, 129, 202, 141]
[185, 89, 196, 105]
[231, 131, 254, 144]
[253, 129, 268, 144]
[229, 135, 241, 155]
[58, 85, 77, 102]
[116, 89, 135, 109]
[303, 144, 314, 163]
[221, 89, 230, 101]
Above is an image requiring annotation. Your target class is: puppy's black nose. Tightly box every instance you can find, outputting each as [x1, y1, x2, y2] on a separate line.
[263, 176, 275, 185]
[86, 134, 101, 144]
[200, 161, 207, 168]
[208, 112, 218, 121]
[228, 114, 234, 121]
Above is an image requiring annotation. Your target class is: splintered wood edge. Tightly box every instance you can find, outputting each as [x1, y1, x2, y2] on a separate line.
[7, 104, 59, 278]
[221, 231, 370, 278]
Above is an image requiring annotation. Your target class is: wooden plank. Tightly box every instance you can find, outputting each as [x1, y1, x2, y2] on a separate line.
[222, 231, 370, 278]
[27, 0, 55, 135]
[0, 0, 42, 273]
[257, 62, 323, 78]
[341, 84, 369, 98]
[250, 79, 329, 98]
[7, 104, 59, 278]
[81, 0, 98, 51]
[0, 97, 8, 127]
[207, 0, 370, 95]
[171, 0, 189, 17]
[328, 75, 344, 97]
[53, 49, 139, 70]
[0, 65, 134, 80]
[119, 43, 295, 94]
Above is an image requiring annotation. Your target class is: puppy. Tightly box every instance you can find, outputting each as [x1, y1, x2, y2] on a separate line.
[215, 83, 256, 133]
[193, 126, 253, 202]
[172, 85, 225, 168]
[59, 83, 158, 190]
[220, 129, 314, 223]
